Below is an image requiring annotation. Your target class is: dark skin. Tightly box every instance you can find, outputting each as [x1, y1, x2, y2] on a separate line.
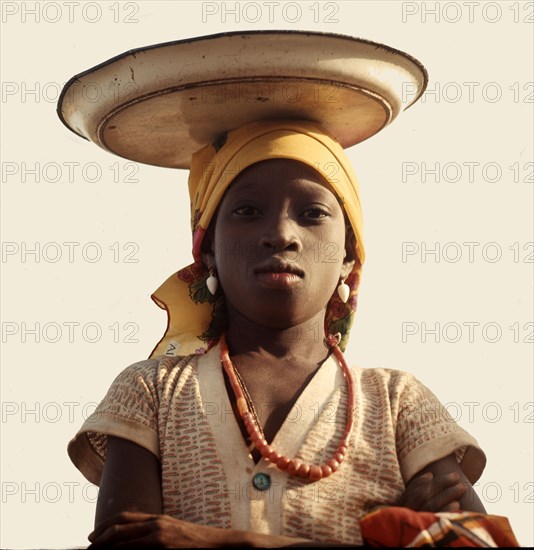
[88, 160, 486, 548]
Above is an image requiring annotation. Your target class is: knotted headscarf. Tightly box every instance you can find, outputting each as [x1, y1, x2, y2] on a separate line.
[149, 120, 365, 358]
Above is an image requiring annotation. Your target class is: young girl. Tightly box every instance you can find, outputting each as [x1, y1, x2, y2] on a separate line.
[61, 33, 517, 548]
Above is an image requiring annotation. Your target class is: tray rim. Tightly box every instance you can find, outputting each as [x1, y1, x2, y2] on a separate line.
[57, 29, 429, 141]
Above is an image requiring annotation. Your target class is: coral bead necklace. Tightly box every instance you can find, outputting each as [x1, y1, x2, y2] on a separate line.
[219, 333, 355, 481]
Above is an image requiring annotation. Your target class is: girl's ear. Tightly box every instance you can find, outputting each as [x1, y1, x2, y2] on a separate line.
[340, 225, 357, 279]
[200, 223, 216, 268]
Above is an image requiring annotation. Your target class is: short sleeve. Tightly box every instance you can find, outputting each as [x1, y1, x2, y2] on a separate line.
[394, 372, 487, 484]
[67, 359, 161, 486]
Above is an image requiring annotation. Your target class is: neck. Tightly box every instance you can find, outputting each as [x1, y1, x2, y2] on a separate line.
[224, 306, 329, 364]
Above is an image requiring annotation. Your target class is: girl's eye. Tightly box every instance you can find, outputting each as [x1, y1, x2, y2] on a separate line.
[233, 205, 261, 216]
[303, 207, 329, 219]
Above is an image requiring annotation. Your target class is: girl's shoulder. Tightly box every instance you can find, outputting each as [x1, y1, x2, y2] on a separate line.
[348, 364, 432, 406]
[349, 364, 420, 387]
[108, 353, 202, 393]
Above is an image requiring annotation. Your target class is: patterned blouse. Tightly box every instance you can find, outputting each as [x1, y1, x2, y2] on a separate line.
[68, 342, 486, 545]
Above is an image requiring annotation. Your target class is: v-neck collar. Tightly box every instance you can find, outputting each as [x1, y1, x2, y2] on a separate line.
[198, 345, 344, 469]
[197, 341, 346, 528]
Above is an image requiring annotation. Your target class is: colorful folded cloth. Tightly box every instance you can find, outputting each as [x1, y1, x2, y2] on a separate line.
[360, 506, 520, 547]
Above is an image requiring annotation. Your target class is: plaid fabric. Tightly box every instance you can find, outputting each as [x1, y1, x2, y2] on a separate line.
[360, 506, 520, 547]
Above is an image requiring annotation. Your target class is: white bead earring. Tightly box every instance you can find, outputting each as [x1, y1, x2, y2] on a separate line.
[206, 267, 218, 295]
[337, 277, 350, 303]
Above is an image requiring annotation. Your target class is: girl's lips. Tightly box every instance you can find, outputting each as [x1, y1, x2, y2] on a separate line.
[255, 272, 302, 289]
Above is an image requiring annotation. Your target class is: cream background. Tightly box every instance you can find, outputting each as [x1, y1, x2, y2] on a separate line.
[1, 0, 532, 547]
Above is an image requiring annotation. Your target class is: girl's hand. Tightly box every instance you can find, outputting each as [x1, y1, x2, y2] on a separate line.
[88, 511, 313, 548]
[398, 471, 467, 513]
[88, 512, 244, 548]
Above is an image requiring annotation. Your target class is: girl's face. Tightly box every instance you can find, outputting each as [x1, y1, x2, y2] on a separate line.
[208, 158, 355, 329]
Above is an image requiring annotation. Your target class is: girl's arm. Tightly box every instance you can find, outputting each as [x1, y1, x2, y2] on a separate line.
[399, 453, 487, 513]
[94, 435, 163, 528]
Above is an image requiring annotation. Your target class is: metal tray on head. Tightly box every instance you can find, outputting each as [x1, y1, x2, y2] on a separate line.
[58, 30, 427, 169]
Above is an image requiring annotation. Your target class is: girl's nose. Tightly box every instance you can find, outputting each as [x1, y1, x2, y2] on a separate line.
[259, 216, 303, 255]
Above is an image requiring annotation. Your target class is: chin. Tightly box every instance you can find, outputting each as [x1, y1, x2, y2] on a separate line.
[248, 303, 325, 331]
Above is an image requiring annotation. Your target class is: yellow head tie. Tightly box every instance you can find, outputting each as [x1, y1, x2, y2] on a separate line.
[150, 119, 365, 358]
